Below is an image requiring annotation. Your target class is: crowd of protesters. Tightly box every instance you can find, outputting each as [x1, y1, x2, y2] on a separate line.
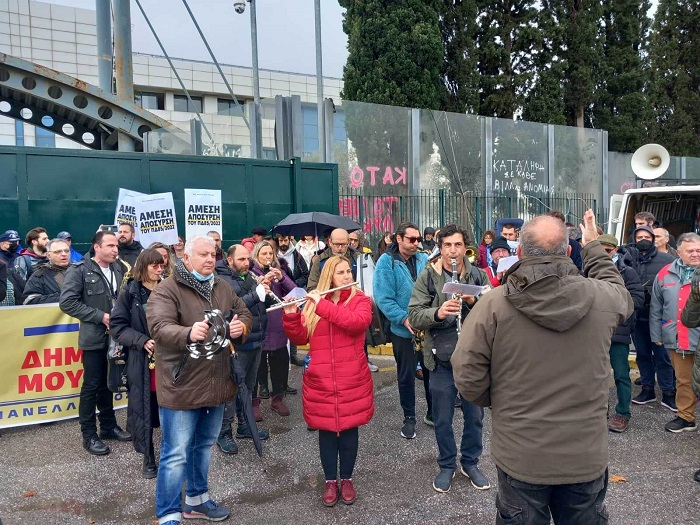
[1, 208, 700, 525]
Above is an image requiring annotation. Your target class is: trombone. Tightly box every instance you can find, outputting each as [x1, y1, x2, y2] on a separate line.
[266, 282, 359, 312]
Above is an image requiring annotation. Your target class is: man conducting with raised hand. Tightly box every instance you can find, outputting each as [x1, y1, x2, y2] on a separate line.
[147, 235, 252, 525]
[453, 210, 633, 524]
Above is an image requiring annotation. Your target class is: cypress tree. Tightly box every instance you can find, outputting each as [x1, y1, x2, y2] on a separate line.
[648, 0, 700, 156]
[592, 0, 652, 153]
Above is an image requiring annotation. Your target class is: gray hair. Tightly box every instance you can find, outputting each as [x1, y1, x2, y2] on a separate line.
[46, 238, 69, 252]
[655, 228, 670, 239]
[677, 232, 700, 248]
[520, 215, 569, 257]
[184, 235, 216, 256]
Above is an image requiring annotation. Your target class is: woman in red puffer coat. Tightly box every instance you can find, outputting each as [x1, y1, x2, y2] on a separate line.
[282, 255, 373, 508]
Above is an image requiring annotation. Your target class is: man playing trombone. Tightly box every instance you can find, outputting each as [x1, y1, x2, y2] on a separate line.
[408, 224, 490, 494]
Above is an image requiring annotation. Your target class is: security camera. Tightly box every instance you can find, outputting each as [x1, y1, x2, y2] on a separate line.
[233, 0, 246, 14]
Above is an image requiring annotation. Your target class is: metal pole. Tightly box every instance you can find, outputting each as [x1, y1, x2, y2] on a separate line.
[112, 0, 134, 103]
[314, 0, 325, 162]
[250, 0, 263, 159]
[112, 0, 135, 151]
[95, 0, 112, 93]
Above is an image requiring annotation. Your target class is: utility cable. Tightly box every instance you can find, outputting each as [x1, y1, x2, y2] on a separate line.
[134, 0, 214, 143]
[180, 0, 251, 130]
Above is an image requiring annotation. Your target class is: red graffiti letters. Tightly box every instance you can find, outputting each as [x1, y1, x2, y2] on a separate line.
[349, 166, 407, 189]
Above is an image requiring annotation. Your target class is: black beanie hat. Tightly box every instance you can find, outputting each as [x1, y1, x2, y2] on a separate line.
[490, 236, 511, 253]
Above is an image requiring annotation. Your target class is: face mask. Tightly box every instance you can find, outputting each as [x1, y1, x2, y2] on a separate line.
[636, 240, 653, 252]
[7, 242, 18, 251]
[612, 254, 619, 264]
[192, 269, 214, 282]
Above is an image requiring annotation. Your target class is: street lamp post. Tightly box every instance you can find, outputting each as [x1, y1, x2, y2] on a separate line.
[235, 0, 263, 159]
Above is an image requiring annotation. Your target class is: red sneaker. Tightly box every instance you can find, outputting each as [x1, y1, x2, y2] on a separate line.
[322, 480, 339, 507]
[340, 479, 356, 505]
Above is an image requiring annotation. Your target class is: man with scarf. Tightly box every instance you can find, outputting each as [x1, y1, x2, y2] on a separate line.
[147, 235, 252, 525]
[23, 238, 71, 304]
[620, 225, 676, 408]
[650, 233, 700, 433]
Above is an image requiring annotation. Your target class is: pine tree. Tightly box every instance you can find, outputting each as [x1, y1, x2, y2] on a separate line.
[648, 0, 700, 156]
[339, 0, 444, 173]
[592, 0, 652, 153]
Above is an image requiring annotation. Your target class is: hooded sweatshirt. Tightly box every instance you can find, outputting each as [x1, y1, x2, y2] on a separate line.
[118, 240, 144, 267]
[451, 241, 633, 485]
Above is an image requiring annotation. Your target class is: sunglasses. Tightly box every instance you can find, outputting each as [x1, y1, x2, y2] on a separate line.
[403, 236, 422, 244]
[149, 263, 166, 269]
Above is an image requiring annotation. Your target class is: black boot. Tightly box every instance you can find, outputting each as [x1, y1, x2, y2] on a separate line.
[290, 345, 304, 367]
[142, 442, 157, 479]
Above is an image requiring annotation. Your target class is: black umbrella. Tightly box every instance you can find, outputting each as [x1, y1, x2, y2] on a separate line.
[229, 349, 263, 457]
[271, 212, 361, 238]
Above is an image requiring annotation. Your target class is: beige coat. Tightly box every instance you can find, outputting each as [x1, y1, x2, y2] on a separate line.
[452, 241, 633, 485]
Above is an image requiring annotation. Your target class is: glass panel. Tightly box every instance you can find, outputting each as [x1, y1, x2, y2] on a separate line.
[35, 127, 56, 148]
[173, 95, 202, 113]
[135, 92, 164, 110]
[687, 157, 700, 182]
[15, 119, 24, 146]
[217, 98, 245, 117]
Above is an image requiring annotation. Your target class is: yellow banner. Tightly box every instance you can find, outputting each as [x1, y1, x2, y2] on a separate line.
[0, 304, 127, 429]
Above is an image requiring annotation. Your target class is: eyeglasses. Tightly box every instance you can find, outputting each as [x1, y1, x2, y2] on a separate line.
[403, 236, 422, 244]
[50, 249, 70, 254]
[331, 242, 348, 248]
[149, 263, 165, 269]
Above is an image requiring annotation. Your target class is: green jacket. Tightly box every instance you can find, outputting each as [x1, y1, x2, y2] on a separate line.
[680, 294, 700, 396]
[408, 256, 487, 371]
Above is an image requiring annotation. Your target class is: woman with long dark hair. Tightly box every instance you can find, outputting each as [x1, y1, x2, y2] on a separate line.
[250, 240, 296, 416]
[477, 230, 495, 269]
[110, 248, 165, 478]
[282, 256, 374, 506]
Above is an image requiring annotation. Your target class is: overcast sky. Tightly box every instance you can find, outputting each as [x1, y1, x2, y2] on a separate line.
[48, 1, 659, 80]
[48, 0, 350, 77]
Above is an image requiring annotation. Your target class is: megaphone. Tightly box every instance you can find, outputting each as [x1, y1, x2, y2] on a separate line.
[631, 143, 670, 180]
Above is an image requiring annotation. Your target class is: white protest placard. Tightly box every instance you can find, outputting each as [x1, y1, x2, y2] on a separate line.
[136, 192, 179, 246]
[184, 189, 222, 238]
[496, 255, 519, 274]
[114, 188, 145, 239]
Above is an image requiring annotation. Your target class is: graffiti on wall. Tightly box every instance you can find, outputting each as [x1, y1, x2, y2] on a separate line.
[349, 166, 407, 189]
[338, 196, 399, 235]
[492, 159, 554, 194]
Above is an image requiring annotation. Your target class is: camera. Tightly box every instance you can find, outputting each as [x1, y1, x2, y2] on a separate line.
[233, 0, 246, 14]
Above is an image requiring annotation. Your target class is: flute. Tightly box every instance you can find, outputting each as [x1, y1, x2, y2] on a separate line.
[254, 275, 284, 304]
[266, 282, 359, 312]
[451, 258, 462, 335]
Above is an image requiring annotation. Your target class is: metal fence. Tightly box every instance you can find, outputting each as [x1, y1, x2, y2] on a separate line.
[338, 189, 602, 248]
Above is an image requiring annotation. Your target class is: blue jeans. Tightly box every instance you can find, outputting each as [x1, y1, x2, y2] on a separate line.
[632, 320, 675, 392]
[429, 363, 484, 471]
[156, 404, 225, 523]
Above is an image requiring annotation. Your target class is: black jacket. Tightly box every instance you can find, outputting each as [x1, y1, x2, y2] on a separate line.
[0, 248, 19, 267]
[611, 259, 645, 344]
[0, 260, 6, 303]
[22, 264, 68, 304]
[110, 279, 154, 455]
[118, 241, 144, 267]
[215, 260, 268, 350]
[280, 249, 309, 288]
[569, 239, 583, 271]
[59, 258, 124, 351]
[619, 245, 676, 322]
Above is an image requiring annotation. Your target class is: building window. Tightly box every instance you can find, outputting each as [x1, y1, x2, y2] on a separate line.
[262, 147, 276, 160]
[301, 105, 318, 157]
[217, 98, 245, 117]
[15, 120, 24, 146]
[135, 91, 165, 110]
[173, 94, 203, 113]
[35, 126, 56, 148]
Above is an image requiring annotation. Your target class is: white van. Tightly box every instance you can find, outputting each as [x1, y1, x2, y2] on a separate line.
[607, 185, 700, 243]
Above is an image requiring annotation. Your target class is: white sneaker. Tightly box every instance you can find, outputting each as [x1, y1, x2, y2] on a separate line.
[367, 361, 379, 372]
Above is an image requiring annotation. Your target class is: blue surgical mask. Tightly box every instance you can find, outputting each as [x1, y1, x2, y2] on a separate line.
[192, 269, 214, 282]
[612, 254, 619, 264]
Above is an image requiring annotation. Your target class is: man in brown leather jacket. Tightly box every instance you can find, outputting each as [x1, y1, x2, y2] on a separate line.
[147, 235, 252, 525]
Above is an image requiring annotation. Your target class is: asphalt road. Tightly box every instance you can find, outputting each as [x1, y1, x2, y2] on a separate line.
[1, 357, 699, 525]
